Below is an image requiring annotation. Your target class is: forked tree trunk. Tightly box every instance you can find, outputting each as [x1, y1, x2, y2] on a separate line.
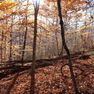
[57, 0, 79, 93]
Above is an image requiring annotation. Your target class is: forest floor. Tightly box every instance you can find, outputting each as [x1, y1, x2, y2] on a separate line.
[0, 55, 94, 94]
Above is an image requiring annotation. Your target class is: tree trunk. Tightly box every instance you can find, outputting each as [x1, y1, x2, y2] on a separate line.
[57, 0, 79, 93]
[21, 12, 28, 66]
[9, 16, 13, 62]
[21, 0, 29, 66]
[30, 3, 39, 94]
[1, 31, 3, 63]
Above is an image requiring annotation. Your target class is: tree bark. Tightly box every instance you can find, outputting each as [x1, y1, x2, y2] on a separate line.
[9, 16, 13, 62]
[21, 10, 28, 66]
[30, 3, 39, 94]
[57, 0, 79, 93]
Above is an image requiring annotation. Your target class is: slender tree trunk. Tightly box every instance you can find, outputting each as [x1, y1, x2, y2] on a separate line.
[57, 0, 79, 93]
[9, 16, 13, 62]
[21, 11, 28, 66]
[1, 31, 3, 63]
[4, 20, 8, 62]
[30, 3, 39, 94]
[21, 0, 29, 66]
[55, 31, 59, 56]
